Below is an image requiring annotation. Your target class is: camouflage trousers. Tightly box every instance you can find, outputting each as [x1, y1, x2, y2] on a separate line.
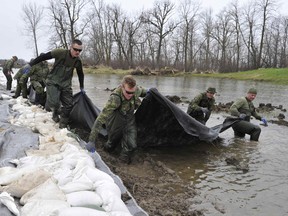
[105, 111, 137, 157]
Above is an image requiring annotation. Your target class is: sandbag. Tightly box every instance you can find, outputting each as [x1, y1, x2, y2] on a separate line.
[66, 191, 103, 209]
[51, 207, 109, 216]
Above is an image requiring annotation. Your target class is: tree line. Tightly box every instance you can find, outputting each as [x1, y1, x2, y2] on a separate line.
[22, 0, 288, 73]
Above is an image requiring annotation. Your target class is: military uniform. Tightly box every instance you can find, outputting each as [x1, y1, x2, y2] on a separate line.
[187, 92, 215, 124]
[13, 67, 28, 98]
[230, 97, 262, 141]
[89, 86, 147, 161]
[21, 62, 49, 104]
[3, 57, 17, 90]
[29, 49, 84, 128]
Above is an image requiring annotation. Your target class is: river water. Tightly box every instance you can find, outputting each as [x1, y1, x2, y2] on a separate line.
[73, 74, 288, 216]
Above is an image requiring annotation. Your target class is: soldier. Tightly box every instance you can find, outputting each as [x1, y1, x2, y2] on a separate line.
[3, 56, 18, 90]
[229, 88, 267, 141]
[87, 75, 149, 164]
[20, 59, 49, 105]
[22, 39, 85, 128]
[13, 58, 34, 99]
[187, 87, 216, 125]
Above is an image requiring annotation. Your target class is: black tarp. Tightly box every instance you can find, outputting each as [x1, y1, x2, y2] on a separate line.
[70, 88, 240, 147]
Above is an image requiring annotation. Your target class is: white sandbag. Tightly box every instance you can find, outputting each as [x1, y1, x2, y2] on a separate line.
[110, 211, 133, 216]
[59, 174, 94, 194]
[20, 200, 69, 216]
[51, 207, 109, 216]
[66, 191, 103, 209]
[53, 168, 73, 186]
[83, 166, 114, 183]
[20, 178, 66, 205]
[0, 167, 15, 176]
[95, 181, 130, 213]
[0, 169, 51, 198]
[0, 192, 20, 216]
[0, 167, 38, 185]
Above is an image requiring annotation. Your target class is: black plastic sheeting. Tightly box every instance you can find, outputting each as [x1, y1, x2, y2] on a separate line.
[69, 88, 239, 147]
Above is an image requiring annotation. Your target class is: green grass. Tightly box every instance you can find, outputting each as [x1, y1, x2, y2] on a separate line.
[190, 68, 288, 85]
[83, 66, 288, 85]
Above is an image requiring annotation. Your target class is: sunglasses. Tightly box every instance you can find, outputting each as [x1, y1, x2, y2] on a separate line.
[123, 88, 135, 95]
[72, 47, 82, 52]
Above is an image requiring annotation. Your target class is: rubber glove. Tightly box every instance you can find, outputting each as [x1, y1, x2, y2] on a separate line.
[85, 141, 96, 153]
[261, 117, 268, 126]
[200, 107, 209, 115]
[239, 113, 247, 120]
[80, 88, 86, 94]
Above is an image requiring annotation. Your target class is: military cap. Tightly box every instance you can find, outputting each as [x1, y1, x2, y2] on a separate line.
[206, 87, 216, 94]
[12, 56, 18, 61]
[248, 88, 257, 94]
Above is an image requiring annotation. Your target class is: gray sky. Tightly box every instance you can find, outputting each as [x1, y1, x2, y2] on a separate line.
[1, 0, 288, 62]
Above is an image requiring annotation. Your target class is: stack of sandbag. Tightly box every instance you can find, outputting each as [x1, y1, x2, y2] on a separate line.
[0, 97, 132, 216]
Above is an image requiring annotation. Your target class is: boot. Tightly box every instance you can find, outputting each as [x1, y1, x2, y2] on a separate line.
[52, 110, 60, 123]
[59, 117, 69, 129]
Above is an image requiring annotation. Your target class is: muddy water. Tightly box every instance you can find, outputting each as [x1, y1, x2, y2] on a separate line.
[73, 74, 288, 215]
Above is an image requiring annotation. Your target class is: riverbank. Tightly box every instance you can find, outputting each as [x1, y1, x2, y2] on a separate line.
[84, 66, 288, 85]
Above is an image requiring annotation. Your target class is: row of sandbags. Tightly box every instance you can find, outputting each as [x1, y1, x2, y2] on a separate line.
[0, 96, 132, 216]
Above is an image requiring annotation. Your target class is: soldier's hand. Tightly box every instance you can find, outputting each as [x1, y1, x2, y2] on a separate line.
[239, 113, 246, 120]
[201, 107, 209, 115]
[85, 141, 96, 153]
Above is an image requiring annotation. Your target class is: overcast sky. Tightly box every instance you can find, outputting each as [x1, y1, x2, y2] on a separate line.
[1, 0, 288, 62]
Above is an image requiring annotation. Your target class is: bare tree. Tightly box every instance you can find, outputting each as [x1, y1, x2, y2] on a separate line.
[22, 2, 44, 57]
[141, 0, 178, 69]
[48, 0, 90, 48]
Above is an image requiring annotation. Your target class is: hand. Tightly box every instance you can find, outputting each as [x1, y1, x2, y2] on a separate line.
[239, 113, 246, 120]
[261, 117, 268, 126]
[23, 64, 31, 74]
[201, 107, 209, 115]
[85, 141, 96, 153]
[80, 88, 86, 94]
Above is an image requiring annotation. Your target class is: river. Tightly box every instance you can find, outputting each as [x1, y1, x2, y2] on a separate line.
[73, 73, 288, 216]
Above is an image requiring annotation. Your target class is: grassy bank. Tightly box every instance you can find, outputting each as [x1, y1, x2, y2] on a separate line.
[190, 68, 288, 85]
[84, 66, 288, 85]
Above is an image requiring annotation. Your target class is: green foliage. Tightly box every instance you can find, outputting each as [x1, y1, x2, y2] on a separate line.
[191, 68, 288, 85]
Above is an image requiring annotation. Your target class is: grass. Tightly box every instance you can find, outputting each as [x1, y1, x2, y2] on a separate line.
[84, 66, 288, 85]
[190, 68, 288, 85]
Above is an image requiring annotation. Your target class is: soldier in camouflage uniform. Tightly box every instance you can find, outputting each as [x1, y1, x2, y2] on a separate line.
[22, 39, 85, 128]
[12, 58, 34, 98]
[187, 87, 216, 125]
[229, 88, 267, 141]
[20, 59, 49, 105]
[3, 56, 18, 90]
[87, 75, 148, 164]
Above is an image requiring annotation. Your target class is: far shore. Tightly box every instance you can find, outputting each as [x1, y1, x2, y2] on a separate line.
[83, 66, 288, 85]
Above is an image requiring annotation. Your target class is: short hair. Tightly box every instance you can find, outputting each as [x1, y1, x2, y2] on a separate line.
[72, 39, 82, 45]
[121, 75, 136, 88]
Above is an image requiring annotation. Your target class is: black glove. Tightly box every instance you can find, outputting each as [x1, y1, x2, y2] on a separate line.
[85, 141, 96, 153]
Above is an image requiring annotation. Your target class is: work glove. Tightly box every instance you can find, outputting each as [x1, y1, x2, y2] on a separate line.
[200, 107, 209, 115]
[80, 88, 86, 94]
[261, 117, 268, 126]
[239, 113, 246, 120]
[85, 141, 96, 153]
[22, 64, 31, 74]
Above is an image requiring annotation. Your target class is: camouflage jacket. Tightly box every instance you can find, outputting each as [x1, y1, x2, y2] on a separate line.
[229, 97, 262, 120]
[89, 85, 147, 141]
[187, 92, 215, 114]
[3, 59, 15, 71]
[21, 62, 49, 82]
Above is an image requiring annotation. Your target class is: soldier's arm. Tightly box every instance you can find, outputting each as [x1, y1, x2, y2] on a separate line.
[29, 52, 53, 67]
[75, 61, 84, 89]
[230, 98, 245, 116]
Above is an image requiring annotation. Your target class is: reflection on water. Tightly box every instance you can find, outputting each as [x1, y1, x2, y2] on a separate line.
[72, 74, 288, 215]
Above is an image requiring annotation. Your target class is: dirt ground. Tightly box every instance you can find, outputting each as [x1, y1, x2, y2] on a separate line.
[97, 143, 201, 216]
